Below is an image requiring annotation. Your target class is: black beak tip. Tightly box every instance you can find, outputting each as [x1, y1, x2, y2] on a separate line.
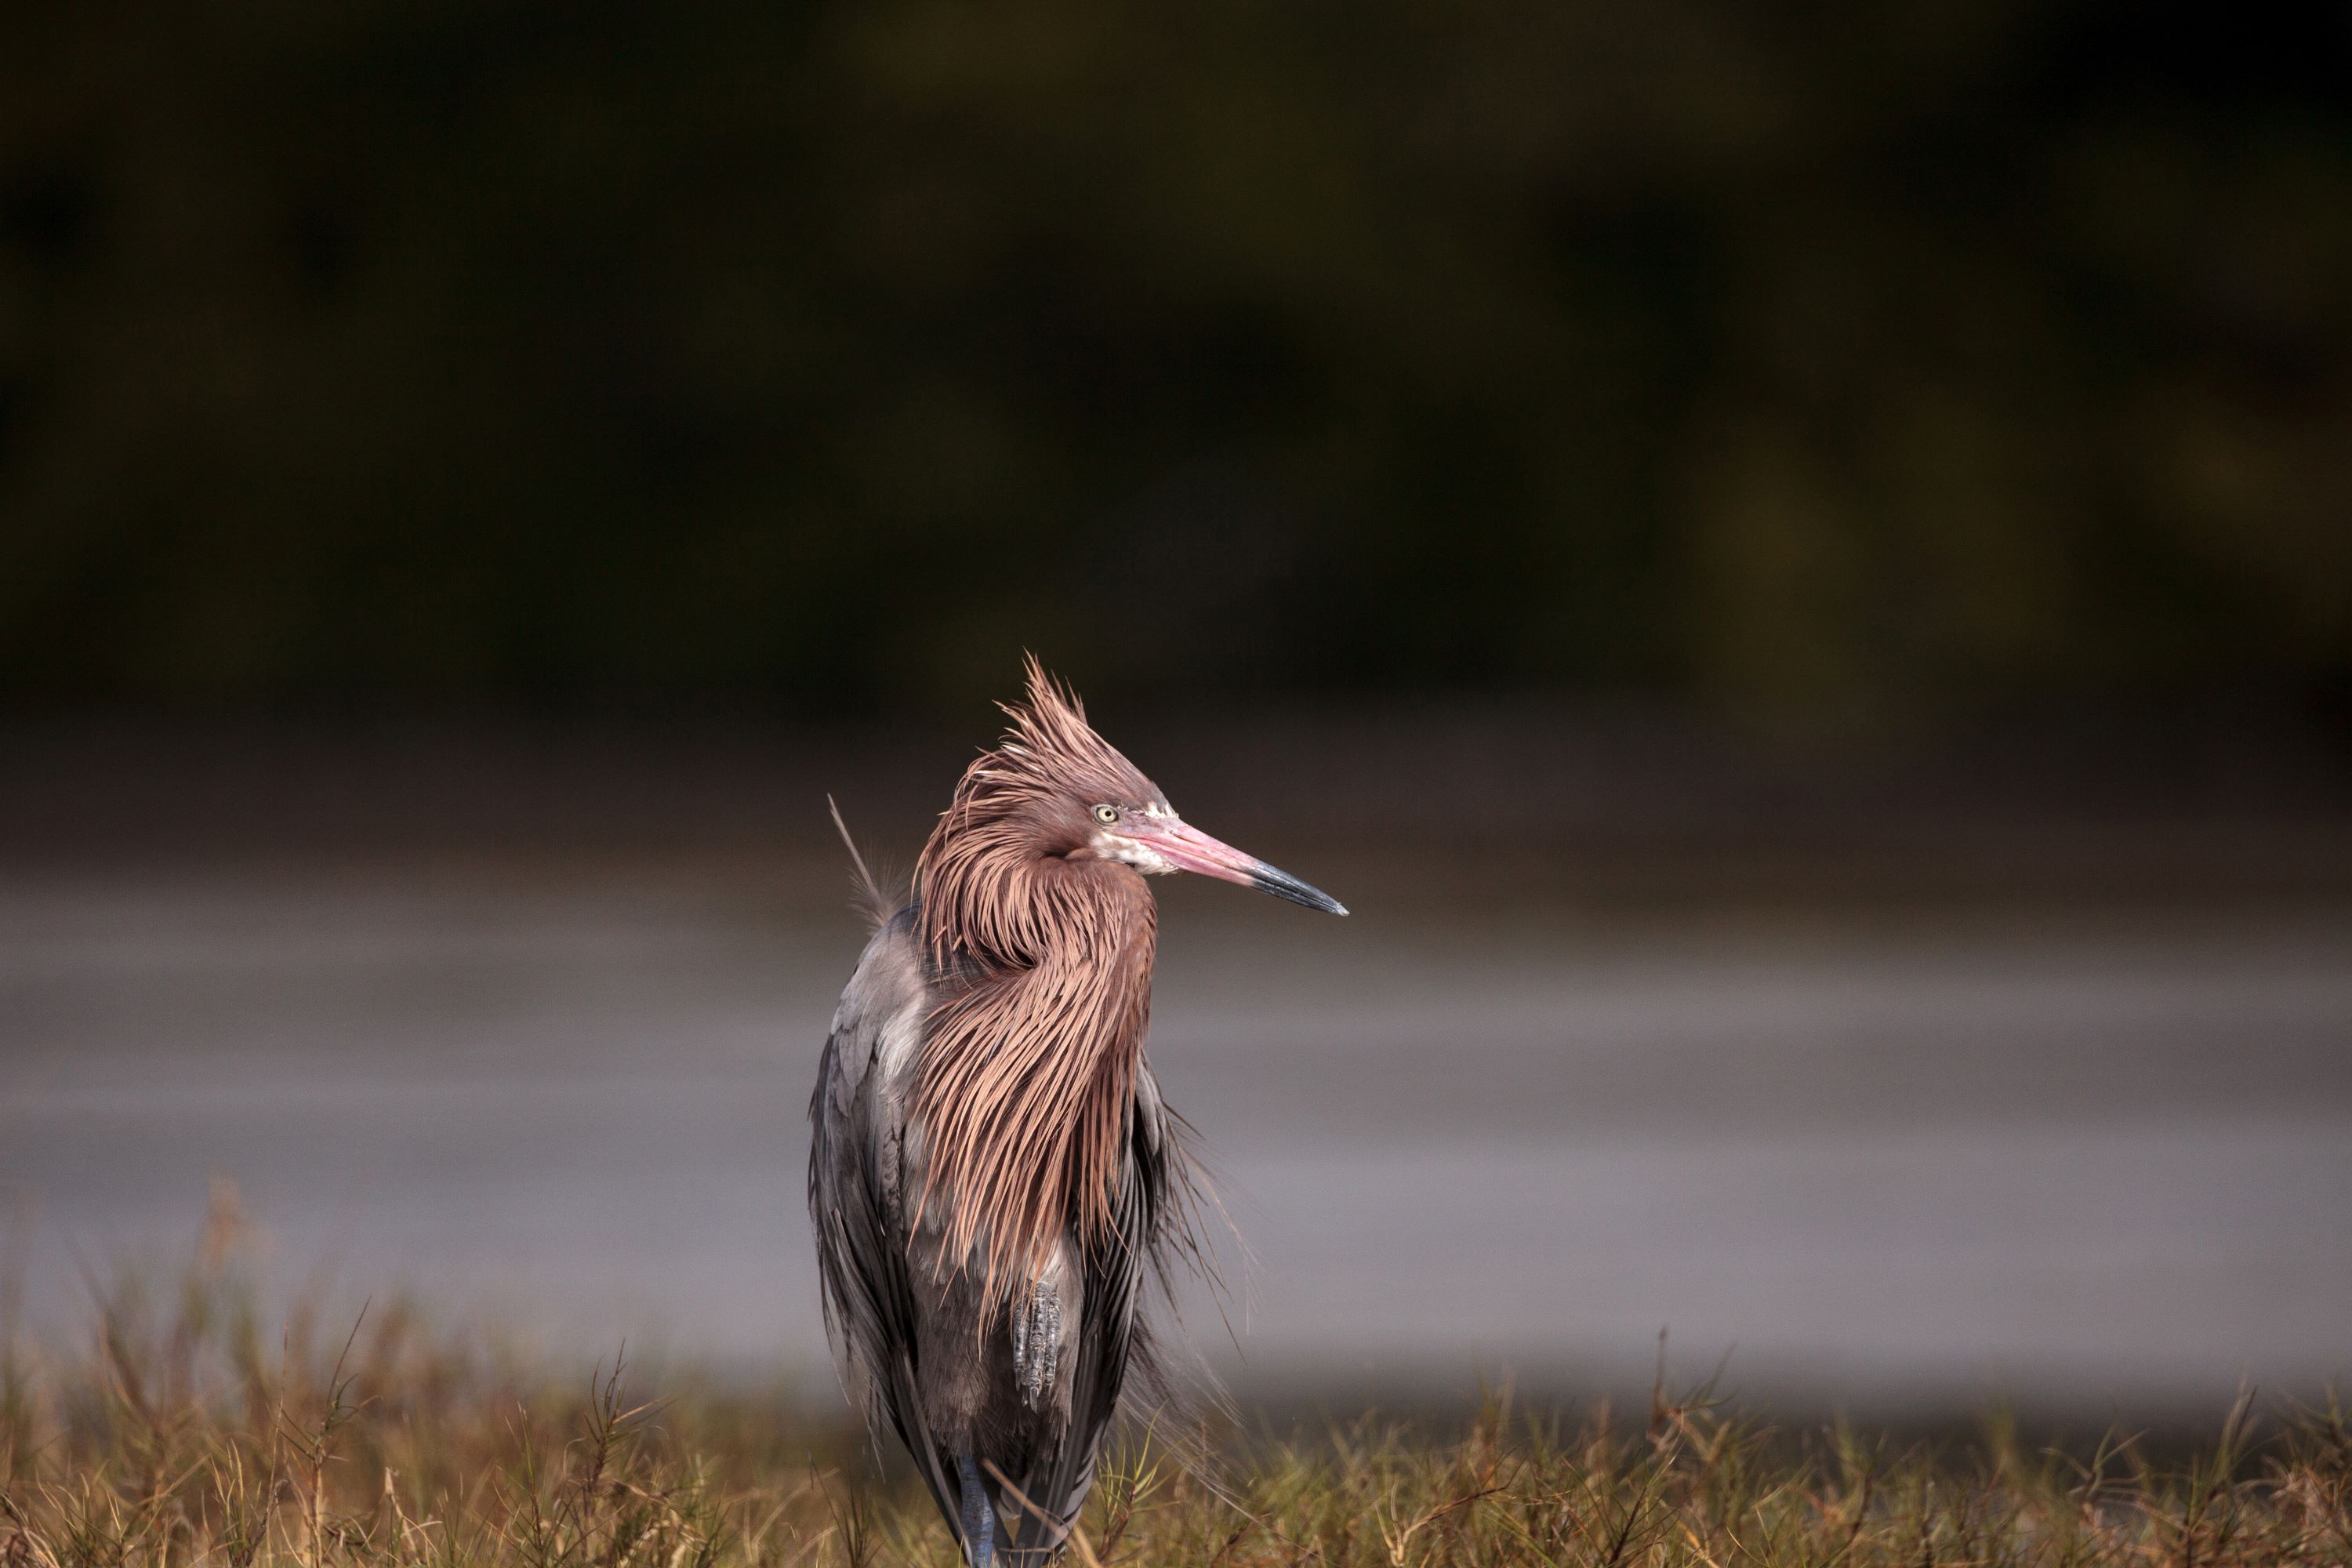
[1251, 865, 1348, 916]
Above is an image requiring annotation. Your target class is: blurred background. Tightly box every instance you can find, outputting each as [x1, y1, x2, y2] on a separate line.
[2, 0, 2348, 1428]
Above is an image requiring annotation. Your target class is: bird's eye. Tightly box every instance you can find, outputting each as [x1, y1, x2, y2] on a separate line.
[1093, 804, 1120, 825]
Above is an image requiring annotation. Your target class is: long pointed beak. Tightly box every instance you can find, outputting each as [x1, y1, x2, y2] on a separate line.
[1148, 819, 1348, 915]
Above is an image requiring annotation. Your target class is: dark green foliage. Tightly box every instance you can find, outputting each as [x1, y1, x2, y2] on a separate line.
[2, 3, 2350, 717]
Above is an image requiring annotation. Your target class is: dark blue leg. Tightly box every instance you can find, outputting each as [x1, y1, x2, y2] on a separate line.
[955, 1454, 994, 1568]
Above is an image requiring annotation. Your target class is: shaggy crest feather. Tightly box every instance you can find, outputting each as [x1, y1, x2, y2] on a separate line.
[911, 656, 1164, 1306]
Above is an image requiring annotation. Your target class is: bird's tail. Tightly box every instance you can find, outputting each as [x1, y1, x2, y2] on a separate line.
[826, 795, 895, 927]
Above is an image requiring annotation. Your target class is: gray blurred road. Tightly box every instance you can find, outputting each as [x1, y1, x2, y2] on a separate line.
[4, 869, 2348, 1418]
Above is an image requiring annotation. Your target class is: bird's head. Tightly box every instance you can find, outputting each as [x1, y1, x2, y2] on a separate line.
[918, 659, 1345, 962]
[1069, 794, 1346, 914]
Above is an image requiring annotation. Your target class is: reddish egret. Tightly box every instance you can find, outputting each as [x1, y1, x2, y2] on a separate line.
[808, 659, 1345, 1565]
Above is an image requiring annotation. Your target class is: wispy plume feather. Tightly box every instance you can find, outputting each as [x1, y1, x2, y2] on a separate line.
[827, 793, 893, 929]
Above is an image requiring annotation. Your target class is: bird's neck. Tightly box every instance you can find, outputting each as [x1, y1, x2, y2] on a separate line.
[911, 853, 1158, 1305]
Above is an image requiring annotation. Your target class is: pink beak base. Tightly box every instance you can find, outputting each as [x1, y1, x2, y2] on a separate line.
[1145, 820, 1348, 915]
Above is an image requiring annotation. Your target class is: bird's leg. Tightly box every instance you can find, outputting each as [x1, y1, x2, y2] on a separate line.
[955, 1454, 995, 1568]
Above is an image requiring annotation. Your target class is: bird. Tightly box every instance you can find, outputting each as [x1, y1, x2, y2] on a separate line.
[808, 657, 1345, 1566]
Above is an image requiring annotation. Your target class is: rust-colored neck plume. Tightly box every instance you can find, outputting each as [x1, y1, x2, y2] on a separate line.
[910, 659, 1161, 1301]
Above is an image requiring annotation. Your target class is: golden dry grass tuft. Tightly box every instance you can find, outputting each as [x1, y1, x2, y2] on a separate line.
[4, 1241, 2347, 1568]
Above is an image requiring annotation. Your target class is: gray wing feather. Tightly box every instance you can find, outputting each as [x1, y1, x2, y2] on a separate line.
[807, 913, 971, 1548]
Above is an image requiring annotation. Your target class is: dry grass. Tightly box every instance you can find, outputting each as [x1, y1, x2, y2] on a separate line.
[5, 1240, 2348, 1568]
